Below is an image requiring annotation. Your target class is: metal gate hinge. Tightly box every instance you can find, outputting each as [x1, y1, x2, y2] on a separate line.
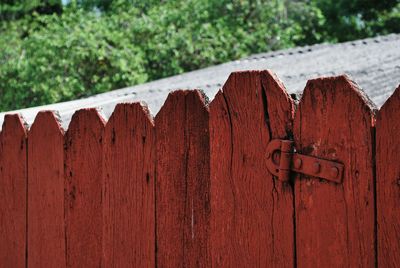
[266, 139, 344, 183]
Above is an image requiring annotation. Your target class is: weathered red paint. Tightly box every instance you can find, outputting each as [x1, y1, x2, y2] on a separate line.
[293, 76, 376, 267]
[2, 71, 400, 267]
[376, 85, 400, 267]
[155, 90, 210, 267]
[103, 103, 155, 267]
[64, 109, 105, 267]
[209, 71, 295, 267]
[0, 114, 27, 268]
[28, 111, 65, 267]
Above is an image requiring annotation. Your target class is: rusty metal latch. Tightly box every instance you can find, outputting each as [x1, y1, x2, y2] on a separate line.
[266, 139, 344, 183]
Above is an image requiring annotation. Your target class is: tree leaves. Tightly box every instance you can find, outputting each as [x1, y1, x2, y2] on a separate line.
[0, 0, 398, 111]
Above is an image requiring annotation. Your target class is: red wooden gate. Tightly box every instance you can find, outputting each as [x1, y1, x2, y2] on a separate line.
[0, 70, 399, 267]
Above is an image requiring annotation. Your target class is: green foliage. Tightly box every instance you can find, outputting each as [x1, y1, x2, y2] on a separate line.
[0, 0, 62, 21]
[312, 0, 400, 41]
[130, 0, 323, 79]
[0, 10, 147, 110]
[0, 0, 399, 111]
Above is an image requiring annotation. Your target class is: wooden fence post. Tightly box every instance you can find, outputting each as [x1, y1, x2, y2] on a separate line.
[155, 90, 210, 267]
[103, 103, 155, 267]
[376, 86, 400, 267]
[64, 109, 105, 267]
[293, 76, 376, 267]
[28, 111, 65, 267]
[0, 114, 27, 268]
[209, 71, 295, 267]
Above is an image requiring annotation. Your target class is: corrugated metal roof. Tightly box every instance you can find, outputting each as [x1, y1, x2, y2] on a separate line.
[1, 33, 399, 129]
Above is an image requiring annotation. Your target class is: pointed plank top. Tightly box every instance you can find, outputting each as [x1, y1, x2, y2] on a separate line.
[156, 89, 208, 121]
[67, 108, 106, 133]
[29, 111, 64, 135]
[302, 75, 376, 118]
[379, 85, 400, 115]
[107, 102, 154, 127]
[1, 114, 27, 137]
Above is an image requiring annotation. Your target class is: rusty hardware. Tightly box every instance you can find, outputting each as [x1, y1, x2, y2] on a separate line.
[266, 139, 344, 183]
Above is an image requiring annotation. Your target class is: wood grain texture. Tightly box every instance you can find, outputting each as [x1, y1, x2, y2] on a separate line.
[376, 85, 400, 267]
[103, 103, 155, 267]
[0, 114, 27, 268]
[155, 90, 210, 267]
[64, 109, 105, 267]
[293, 75, 376, 267]
[28, 111, 65, 267]
[209, 71, 295, 267]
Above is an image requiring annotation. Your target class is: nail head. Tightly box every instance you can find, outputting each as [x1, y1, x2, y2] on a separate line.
[313, 162, 321, 174]
[294, 158, 302, 169]
[330, 167, 339, 178]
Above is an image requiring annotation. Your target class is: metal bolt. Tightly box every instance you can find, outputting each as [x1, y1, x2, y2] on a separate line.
[330, 167, 339, 178]
[294, 158, 302, 169]
[312, 162, 321, 174]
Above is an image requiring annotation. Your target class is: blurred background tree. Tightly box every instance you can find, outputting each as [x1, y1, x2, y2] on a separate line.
[0, 0, 62, 21]
[0, 0, 399, 111]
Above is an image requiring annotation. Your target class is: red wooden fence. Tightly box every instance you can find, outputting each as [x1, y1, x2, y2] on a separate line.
[0, 70, 399, 267]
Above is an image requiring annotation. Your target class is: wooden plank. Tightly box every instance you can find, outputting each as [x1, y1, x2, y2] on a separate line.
[103, 103, 155, 267]
[0, 114, 27, 268]
[209, 71, 295, 267]
[293, 76, 375, 267]
[155, 90, 210, 267]
[64, 109, 105, 267]
[28, 111, 65, 267]
[376, 86, 400, 267]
